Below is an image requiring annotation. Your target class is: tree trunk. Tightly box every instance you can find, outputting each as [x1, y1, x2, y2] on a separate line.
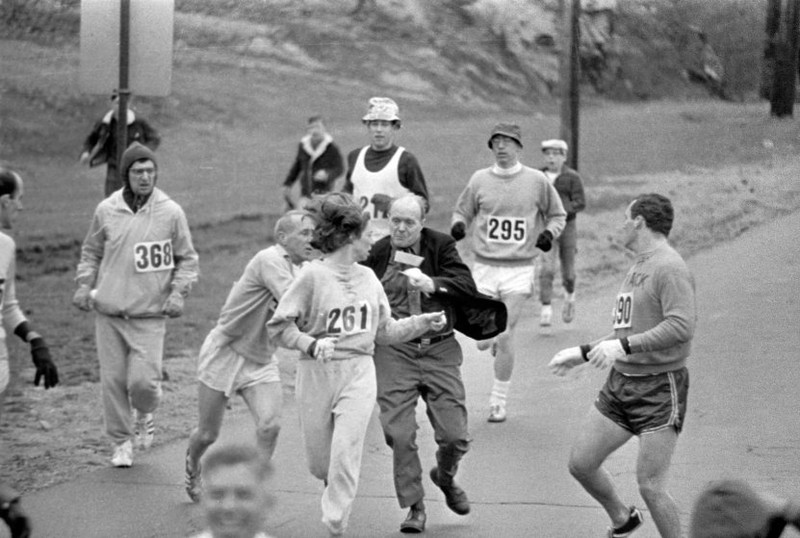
[762, 0, 782, 100]
[770, 0, 800, 117]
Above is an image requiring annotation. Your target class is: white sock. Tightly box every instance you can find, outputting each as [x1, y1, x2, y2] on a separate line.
[565, 291, 575, 302]
[490, 379, 511, 406]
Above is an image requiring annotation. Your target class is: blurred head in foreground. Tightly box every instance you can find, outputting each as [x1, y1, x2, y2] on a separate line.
[200, 443, 274, 538]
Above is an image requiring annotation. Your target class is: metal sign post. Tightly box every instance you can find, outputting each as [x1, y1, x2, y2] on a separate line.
[81, 0, 173, 182]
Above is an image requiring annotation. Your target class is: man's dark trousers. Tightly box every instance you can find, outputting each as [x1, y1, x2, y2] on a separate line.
[374, 336, 470, 508]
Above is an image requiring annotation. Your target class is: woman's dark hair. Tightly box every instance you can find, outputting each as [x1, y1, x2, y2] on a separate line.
[304, 192, 369, 254]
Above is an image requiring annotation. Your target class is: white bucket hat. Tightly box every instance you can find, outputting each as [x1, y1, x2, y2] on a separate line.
[362, 97, 401, 123]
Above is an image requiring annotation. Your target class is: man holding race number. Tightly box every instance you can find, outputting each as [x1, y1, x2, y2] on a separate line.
[72, 142, 199, 468]
[451, 122, 565, 423]
[548, 194, 696, 538]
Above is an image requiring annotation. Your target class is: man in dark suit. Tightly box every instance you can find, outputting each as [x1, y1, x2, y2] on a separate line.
[362, 194, 505, 534]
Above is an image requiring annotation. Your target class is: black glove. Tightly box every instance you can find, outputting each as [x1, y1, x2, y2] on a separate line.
[535, 230, 554, 252]
[450, 222, 466, 241]
[0, 498, 31, 538]
[30, 337, 58, 389]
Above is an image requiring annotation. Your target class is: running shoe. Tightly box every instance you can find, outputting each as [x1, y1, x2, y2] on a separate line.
[133, 410, 155, 450]
[540, 304, 553, 326]
[111, 440, 133, 468]
[562, 298, 575, 323]
[608, 506, 644, 538]
[488, 403, 507, 423]
[185, 449, 203, 503]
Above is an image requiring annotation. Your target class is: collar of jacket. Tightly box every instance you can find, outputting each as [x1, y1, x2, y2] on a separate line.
[301, 133, 332, 161]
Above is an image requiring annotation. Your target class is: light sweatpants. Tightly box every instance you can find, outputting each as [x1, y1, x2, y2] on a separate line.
[96, 314, 165, 443]
[295, 355, 377, 534]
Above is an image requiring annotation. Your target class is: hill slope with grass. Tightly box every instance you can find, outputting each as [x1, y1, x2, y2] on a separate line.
[2, 0, 800, 496]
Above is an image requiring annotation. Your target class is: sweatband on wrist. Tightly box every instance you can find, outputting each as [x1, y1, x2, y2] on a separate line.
[13, 322, 40, 344]
[620, 337, 632, 355]
[306, 340, 317, 357]
[579, 344, 591, 362]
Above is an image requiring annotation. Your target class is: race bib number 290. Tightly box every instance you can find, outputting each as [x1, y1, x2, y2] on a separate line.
[612, 292, 633, 329]
[134, 240, 174, 273]
[487, 216, 526, 244]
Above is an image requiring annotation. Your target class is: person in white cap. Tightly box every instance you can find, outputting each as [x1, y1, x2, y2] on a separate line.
[79, 91, 161, 197]
[342, 97, 429, 241]
[538, 139, 585, 330]
[451, 122, 566, 423]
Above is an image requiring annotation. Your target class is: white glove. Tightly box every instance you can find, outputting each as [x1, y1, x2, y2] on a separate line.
[419, 311, 446, 332]
[548, 346, 584, 376]
[162, 291, 185, 318]
[312, 337, 338, 363]
[312, 170, 328, 181]
[402, 268, 435, 293]
[72, 285, 93, 311]
[587, 339, 625, 369]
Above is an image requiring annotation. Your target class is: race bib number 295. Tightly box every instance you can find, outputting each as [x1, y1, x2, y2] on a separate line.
[134, 240, 174, 273]
[486, 216, 526, 244]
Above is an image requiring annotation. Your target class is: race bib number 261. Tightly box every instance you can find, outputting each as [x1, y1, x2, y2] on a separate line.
[326, 301, 372, 335]
[134, 240, 174, 273]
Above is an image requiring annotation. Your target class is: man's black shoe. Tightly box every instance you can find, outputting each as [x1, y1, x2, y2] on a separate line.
[429, 467, 470, 515]
[400, 504, 426, 533]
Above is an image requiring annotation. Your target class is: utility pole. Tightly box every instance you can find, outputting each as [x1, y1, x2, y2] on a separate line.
[559, 0, 581, 169]
[116, 0, 131, 171]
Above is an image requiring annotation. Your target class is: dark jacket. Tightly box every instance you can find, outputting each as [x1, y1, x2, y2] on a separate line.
[542, 166, 586, 221]
[363, 227, 506, 341]
[283, 134, 344, 197]
[82, 110, 161, 169]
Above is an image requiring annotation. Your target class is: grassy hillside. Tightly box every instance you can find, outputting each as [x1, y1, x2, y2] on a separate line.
[1, 0, 800, 496]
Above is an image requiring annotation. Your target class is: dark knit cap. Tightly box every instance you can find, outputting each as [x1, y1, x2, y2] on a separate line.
[120, 143, 157, 180]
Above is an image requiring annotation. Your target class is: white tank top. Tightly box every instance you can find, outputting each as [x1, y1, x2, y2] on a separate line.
[350, 146, 410, 240]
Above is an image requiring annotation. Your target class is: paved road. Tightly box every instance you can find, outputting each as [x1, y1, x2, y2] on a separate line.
[8, 211, 800, 538]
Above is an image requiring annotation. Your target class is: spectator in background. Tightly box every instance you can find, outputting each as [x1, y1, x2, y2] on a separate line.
[538, 139, 586, 330]
[342, 97, 428, 242]
[689, 479, 800, 538]
[79, 91, 161, 197]
[72, 143, 199, 468]
[0, 163, 60, 538]
[190, 443, 276, 538]
[282, 116, 344, 211]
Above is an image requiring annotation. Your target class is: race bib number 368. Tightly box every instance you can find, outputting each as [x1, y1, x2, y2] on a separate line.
[134, 240, 175, 273]
[487, 216, 526, 244]
[612, 292, 633, 329]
